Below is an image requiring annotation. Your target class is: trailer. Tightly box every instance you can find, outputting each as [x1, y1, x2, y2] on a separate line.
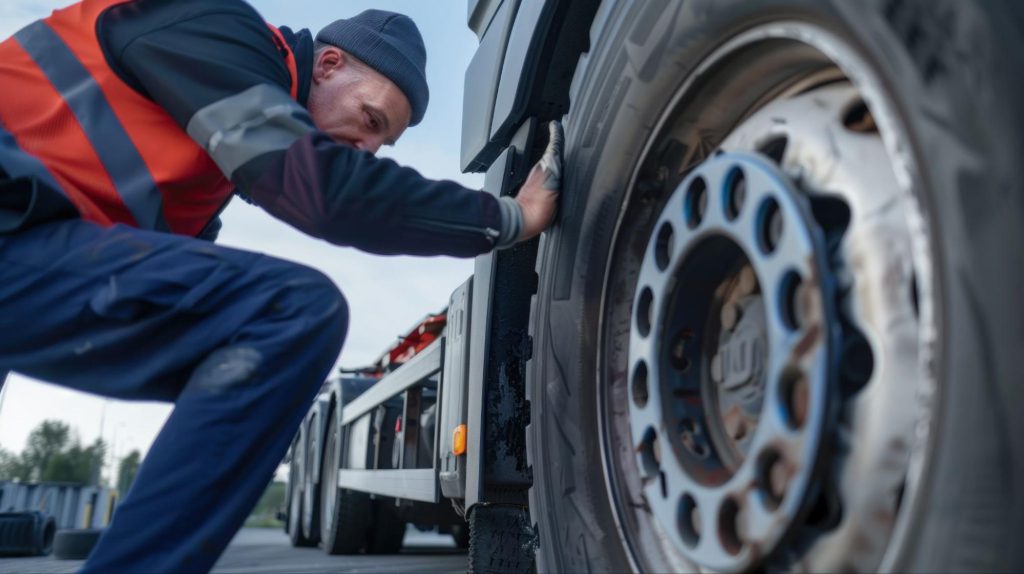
[282, 295, 472, 555]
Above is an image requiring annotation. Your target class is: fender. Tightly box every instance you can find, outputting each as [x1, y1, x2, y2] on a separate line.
[461, 0, 599, 173]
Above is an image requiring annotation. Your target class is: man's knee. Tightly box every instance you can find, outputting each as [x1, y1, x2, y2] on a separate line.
[184, 265, 347, 396]
[274, 263, 349, 344]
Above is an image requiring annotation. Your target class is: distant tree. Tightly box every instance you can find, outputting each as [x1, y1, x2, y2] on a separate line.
[0, 422, 108, 485]
[41, 438, 106, 485]
[0, 447, 32, 482]
[0, 447, 15, 476]
[117, 450, 142, 494]
[22, 420, 71, 481]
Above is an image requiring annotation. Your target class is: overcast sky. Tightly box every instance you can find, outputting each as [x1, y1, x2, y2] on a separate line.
[0, 0, 483, 482]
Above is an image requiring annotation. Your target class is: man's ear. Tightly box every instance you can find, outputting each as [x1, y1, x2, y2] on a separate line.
[312, 47, 347, 83]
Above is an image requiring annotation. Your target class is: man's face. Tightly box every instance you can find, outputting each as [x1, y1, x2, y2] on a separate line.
[307, 47, 412, 154]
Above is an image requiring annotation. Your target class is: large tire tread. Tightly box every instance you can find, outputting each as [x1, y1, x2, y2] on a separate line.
[467, 505, 535, 574]
[287, 435, 316, 548]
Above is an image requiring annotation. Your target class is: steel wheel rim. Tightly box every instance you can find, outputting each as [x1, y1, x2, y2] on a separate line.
[596, 20, 937, 574]
[626, 152, 837, 571]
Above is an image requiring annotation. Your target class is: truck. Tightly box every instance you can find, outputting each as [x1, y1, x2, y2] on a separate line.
[285, 1, 1024, 573]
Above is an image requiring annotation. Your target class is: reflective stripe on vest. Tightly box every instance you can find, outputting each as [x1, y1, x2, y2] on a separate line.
[13, 20, 169, 232]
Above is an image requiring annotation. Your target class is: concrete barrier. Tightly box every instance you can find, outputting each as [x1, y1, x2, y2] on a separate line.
[0, 482, 116, 529]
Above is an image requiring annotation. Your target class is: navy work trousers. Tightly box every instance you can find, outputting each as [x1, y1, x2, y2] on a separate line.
[0, 218, 348, 573]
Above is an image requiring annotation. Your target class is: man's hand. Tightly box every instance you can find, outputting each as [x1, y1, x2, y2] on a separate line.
[515, 120, 564, 241]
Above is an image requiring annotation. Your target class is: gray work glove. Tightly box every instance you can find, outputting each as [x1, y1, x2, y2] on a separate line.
[514, 120, 563, 242]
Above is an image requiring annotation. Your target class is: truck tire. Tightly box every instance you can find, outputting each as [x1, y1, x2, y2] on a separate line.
[527, 1, 1024, 573]
[287, 435, 315, 548]
[301, 412, 321, 545]
[467, 505, 534, 574]
[319, 405, 371, 555]
[365, 499, 405, 554]
[52, 528, 101, 561]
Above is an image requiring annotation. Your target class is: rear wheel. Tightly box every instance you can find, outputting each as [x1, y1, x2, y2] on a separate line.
[320, 405, 371, 555]
[287, 434, 315, 548]
[301, 412, 321, 545]
[528, 1, 1024, 572]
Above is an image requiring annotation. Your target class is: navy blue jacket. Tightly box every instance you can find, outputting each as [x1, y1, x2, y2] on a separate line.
[3, 0, 514, 257]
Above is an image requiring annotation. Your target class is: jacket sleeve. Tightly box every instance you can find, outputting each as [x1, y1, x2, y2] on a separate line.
[101, 0, 514, 256]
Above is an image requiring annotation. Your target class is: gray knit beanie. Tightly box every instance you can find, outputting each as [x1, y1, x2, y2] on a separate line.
[316, 10, 429, 126]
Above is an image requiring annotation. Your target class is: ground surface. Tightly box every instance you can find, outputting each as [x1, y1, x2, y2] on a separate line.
[0, 526, 465, 573]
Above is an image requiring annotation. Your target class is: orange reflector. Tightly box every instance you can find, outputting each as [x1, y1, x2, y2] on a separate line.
[452, 424, 467, 456]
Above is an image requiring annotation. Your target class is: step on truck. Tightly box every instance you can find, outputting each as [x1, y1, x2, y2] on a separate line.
[286, 0, 1024, 572]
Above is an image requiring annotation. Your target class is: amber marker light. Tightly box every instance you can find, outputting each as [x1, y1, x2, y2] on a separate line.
[452, 424, 467, 456]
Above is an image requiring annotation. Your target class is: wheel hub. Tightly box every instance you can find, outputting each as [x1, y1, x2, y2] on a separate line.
[711, 268, 768, 466]
[628, 152, 838, 572]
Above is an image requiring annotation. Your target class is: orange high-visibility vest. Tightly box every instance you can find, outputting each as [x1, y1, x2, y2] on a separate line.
[0, 0, 298, 236]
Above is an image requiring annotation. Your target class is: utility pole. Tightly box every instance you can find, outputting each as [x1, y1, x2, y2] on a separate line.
[91, 399, 110, 486]
[0, 372, 9, 436]
[108, 422, 125, 486]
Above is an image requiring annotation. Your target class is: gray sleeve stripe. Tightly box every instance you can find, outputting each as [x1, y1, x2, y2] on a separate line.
[496, 195, 523, 249]
[186, 84, 315, 179]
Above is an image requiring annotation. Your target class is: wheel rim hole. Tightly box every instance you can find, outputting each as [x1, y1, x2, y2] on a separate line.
[842, 98, 877, 133]
[778, 271, 804, 331]
[637, 287, 654, 337]
[678, 494, 701, 548]
[639, 427, 661, 478]
[724, 168, 746, 221]
[655, 222, 675, 271]
[758, 136, 789, 165]
[757, 198, 783, 254]
[909, 271, 920, 318]
[632, 361, 650, 408]
[757, 449, 788, 510]
[779, 367, 809, 430]
[718, 497, 744, 556]
[685, 177, 708, 229]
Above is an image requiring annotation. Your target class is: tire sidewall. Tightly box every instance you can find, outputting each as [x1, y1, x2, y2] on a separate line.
[288, 433, 314, 547]
[529, 0, 1024, 571]
[320, 407, 338, 546]
[302, 413, 320, 543]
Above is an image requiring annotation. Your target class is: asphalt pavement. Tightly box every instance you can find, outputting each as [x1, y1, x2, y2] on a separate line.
[0, 526, 466, 573]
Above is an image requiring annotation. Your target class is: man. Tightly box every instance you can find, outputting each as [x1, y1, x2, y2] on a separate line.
[0, 1, 562, 572]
